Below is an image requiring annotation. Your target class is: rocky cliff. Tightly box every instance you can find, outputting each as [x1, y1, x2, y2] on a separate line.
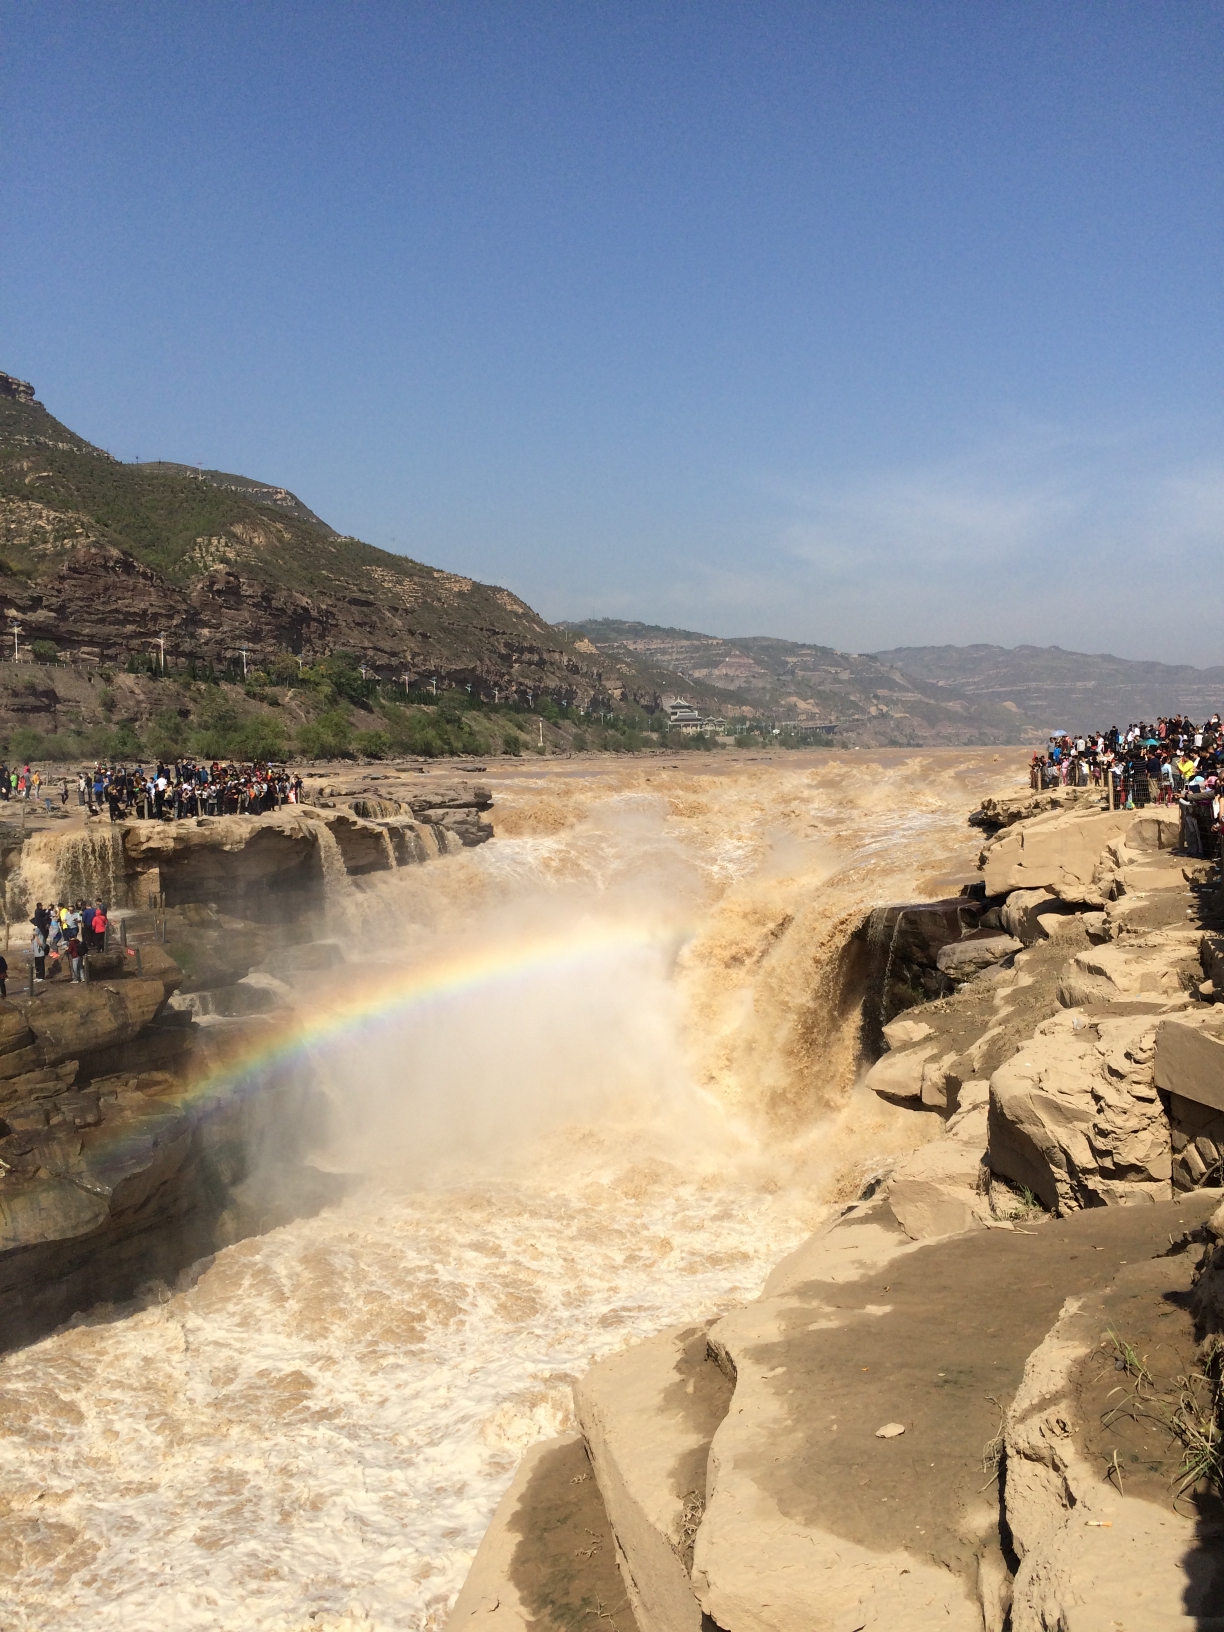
[0, 780, 494, 1349]
[450, 794, 1224, 1632]
[0, 373, 677, 710]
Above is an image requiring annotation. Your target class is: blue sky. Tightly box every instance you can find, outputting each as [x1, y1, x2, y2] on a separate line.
[4, 2, 1221, 663]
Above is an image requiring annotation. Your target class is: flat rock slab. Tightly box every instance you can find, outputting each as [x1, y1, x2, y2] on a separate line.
[448, 1434, 641, 1632]
[694, 1193, 1222, 1632]
[574, 1323, 733, 1632]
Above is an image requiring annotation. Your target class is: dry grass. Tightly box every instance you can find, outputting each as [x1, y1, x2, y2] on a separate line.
[1100, 1329, 1224, 1502]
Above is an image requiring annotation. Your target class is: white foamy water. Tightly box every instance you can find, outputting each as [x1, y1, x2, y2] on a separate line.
[0, 750, 1023, 1631]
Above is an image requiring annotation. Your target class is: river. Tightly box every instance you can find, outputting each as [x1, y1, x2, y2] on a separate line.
[0, 748, 1021, 1631]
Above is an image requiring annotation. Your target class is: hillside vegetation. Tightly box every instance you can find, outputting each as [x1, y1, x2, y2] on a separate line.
[0, 372, 663, 713]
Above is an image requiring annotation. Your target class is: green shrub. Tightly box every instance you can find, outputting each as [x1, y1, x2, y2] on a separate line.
[30, 640, 58, 665]
[232, 713, 288, 762]
[297, 709, 354, 759]
[354, 729, 391, 759]
[500, 731, 523, 756]
[270, 653, 304, 685]
[9, 727, 44, 761]
[145, 708, 189, 760]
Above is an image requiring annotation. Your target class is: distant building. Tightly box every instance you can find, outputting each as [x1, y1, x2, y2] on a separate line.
[665, 700, 724, 736]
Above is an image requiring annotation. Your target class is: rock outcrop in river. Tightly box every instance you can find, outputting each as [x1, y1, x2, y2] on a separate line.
[450, 792, 1224, 1632]
[0, 781, 494, 1350]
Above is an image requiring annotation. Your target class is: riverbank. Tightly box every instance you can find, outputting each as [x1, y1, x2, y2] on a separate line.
[452, 784, 1224, 1632]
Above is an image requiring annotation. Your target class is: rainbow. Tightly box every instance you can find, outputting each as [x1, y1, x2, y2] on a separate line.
[161, 915, 687, 1111]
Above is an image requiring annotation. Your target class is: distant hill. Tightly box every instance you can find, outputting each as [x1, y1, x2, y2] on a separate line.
[561, 620, 1042, 746]
[873, 644, 1224, 733]
[0, 370, 666, 709]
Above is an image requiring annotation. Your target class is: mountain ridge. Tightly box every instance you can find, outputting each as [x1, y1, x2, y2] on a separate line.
[0, 370, 673, 711]
[872, 642, 1224, 731]
[560, 619, 1042, 746]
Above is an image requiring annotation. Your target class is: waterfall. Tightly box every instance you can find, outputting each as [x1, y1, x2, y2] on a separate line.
[311, 819, 351, 928]
[7, 825, 128, 918]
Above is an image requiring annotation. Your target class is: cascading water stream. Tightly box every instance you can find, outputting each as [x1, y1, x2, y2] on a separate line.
[0, 750, 1023, 1632]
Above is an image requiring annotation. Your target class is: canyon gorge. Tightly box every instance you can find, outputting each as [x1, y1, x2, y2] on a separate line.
[0, 749, 1219, 1631]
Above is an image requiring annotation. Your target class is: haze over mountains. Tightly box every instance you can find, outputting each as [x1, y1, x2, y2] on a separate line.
[561, 620, 1034, 746]
[1, 366, 1217, 748]
[873, 644, 1224, 733]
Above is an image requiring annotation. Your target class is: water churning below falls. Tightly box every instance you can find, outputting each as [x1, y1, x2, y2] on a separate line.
[0, 750, 1018, 1631]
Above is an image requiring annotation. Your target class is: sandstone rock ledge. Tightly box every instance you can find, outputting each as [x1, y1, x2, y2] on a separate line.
[451, 795, 1224, 1632]
[0, 923, 335, 1351]
[13, 779, 494, 919]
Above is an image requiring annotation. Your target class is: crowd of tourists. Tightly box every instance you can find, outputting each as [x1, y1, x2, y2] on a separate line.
[23, 899, 110, 987]
[0, 760, 304, 821]
[75, 760, 305, 821]
[1030, 713, 1224, 857]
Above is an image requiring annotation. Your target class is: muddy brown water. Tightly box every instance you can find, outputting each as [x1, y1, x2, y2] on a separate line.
[0, 750, 1025, 1630]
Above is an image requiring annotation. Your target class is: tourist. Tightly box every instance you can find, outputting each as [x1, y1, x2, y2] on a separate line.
[92, 901, 108, 952]
[30, 922, 45, 982]
[0, 952, 8, 997]
[67, 931, 83, 983]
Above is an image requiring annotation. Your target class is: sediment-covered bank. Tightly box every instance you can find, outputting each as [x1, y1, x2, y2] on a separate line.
[454, 782, 1224, 1632]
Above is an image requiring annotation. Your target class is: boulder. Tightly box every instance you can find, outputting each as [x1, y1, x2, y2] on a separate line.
[881, 1016, 933, 1048]
[574, 1324, 731, 1632]
[68, 1102, 192, 1215]
[864, 1042, 938, 1101]
[419, 808, 496, 847]
[983, 809, 1149, 903]
[311, 809, 397, 874]
[0, 1176, 108, 1250]
[1056, 937, 1201, 1010]
[405, 782, 492, 815]
[447, 1434, 636, 1632]
[936, 933, 1022, 981]
[886, 1137, 987, 1240]
[0, 1060, 78, 1111]
[1153, 1012, 1224, 1116]
[349, 797, 403, 819]
[0, 1000, 34, 1057]
[380, 817, 431, 866]
[13, 978, 169, 1068]
[120, 811, 334, 912]
[970, 787, 1097, 830]
[1001, 888, 1066, 945]
[987, 1013, 1171, 1213]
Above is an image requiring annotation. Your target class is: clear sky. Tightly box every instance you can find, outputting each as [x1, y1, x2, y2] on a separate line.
[4, 2, 1221, 664]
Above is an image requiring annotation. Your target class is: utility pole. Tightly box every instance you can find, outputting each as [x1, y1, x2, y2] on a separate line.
[431, 676, 437, 696]
[538, 718, 544, 749]
[240, 647, 248, 678]
[158, 632, 166, 674]
[7, 619, 21, 663]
